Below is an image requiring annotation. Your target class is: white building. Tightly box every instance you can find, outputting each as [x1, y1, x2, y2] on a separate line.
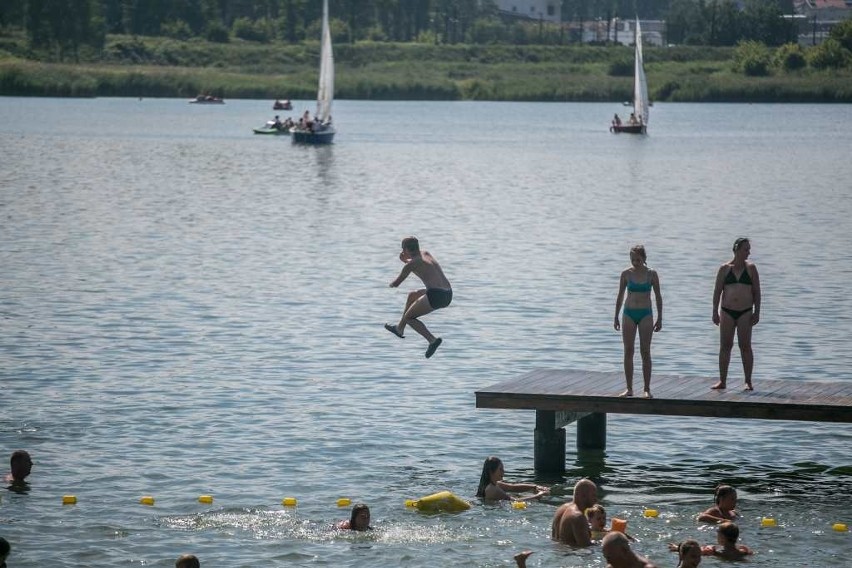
[496, 1, 562, 24]
[606, 19, 666, 47]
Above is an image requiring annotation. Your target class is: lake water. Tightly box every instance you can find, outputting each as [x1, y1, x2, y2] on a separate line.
[1, 97, 851, 567]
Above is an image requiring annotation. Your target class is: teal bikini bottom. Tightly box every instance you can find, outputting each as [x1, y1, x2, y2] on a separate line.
[623, 307, 652, 324]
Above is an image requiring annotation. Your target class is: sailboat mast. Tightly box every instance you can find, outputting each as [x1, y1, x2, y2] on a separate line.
[316, 0, 334, 123]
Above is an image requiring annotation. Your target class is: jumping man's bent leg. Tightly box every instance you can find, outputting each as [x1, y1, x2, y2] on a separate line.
[400, 294, 436, 343]
[396, 290, 426, 336]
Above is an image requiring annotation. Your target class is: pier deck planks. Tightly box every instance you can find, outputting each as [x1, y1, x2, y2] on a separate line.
[475, 369, 852, 423]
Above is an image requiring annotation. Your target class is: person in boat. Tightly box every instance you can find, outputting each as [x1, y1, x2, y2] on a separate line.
[337, 503, 371, 531]
[551, 478, 598, 547]
[628, 113, 638, 125]
[613, 114, 622, 127]
[385, 236, 452, 359]
[697, 484, 739, 523]
[613, 245, 663, 398]
[282, 117, 294, 129]
[712, 238, 760, 390]
[475, 456, 549, 502]
[272, 115, 283, 129]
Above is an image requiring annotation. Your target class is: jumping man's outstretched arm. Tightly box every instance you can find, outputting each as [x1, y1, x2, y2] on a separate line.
[390, 257, 420, 288]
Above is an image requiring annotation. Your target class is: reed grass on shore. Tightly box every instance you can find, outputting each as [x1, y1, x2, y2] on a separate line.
[1, 34, 851, 102]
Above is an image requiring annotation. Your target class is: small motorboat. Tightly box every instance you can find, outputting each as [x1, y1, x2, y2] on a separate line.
[189, 95, 225, 104]
[253, 120, 293, 135]
[273, 99, 293, 110]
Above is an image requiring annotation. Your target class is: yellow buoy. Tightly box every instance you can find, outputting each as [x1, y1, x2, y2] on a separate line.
[512, 501, 527, 509]
[644, 509, 659, 518]
[761, 517, 777, 527]
[198, 495, 214, 504]
[406, 491, 470, 513]
[833, 523, 848, 532]
[282, 497, 298, 507]
[139, 496, 155, 506]
[337, 498, 351, 507]
[62, 495, 77, 505]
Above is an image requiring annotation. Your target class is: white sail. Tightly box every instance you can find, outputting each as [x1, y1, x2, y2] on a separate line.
[633, 18, 649, 127]
[316, 0, 334, 124]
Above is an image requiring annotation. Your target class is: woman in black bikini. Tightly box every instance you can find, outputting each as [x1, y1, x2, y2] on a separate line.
[712, 238, 761, 390]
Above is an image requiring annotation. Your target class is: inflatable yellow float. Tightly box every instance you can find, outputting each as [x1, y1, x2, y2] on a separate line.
[405, 490, 470, 513]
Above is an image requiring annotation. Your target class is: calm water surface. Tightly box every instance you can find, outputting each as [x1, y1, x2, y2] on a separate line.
[1, 97, 851, 567]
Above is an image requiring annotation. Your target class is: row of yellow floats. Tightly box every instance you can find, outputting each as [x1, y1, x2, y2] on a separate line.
[54, 493, 851, 531]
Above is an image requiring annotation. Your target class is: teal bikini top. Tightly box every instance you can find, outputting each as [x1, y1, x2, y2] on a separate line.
[626, 277, 652, 293]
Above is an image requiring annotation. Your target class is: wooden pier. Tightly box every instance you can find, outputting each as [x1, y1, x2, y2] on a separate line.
[475, 369, 852, 474]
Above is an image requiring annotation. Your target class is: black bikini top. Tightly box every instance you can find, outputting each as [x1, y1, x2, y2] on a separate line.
[724, 266, 752, 286]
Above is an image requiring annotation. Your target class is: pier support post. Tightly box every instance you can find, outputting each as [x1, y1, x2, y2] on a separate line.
[534, 410, 566, 474]
[577, 412, 607, 451]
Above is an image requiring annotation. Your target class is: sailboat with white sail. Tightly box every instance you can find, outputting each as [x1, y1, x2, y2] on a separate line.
[292, 0, 335, 144]
[611, 18, 649, 134]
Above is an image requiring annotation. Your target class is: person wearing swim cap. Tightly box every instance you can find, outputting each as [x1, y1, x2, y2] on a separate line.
[385, 236, 452, 359]
[712, 237, 761, 390]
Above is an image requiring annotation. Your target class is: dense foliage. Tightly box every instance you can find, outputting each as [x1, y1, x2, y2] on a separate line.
[0, 0, 850, 100]
[0, 0, 825, 61]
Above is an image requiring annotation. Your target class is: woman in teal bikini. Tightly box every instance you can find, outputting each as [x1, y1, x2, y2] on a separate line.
[614, 245, 663, 398]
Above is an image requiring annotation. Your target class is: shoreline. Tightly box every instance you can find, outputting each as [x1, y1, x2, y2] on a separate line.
[2, 36, 851, 103]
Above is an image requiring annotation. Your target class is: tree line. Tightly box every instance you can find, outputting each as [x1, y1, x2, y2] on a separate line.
[0, 0, 826, 61]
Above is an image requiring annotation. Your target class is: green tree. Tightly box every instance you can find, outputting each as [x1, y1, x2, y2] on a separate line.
[807, 37, 850, 69]
[829, 18, 852, 52]
[733, 39, 772, 75]
[773, 41, 806, 71]
[25, 0, 104, 59]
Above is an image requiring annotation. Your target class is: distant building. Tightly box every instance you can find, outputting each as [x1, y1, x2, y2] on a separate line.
[793, 0, 852, 45]
[496, 1, 561, 24]
[794, 0, 851, 19]
[606, 18, 666, 47]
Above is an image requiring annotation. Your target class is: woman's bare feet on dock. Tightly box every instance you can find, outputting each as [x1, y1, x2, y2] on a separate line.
[643, 390, 652, 399]
[619, 389, 633, 397]
[744, 381, 754, 391]
[711, 381, 726, 389]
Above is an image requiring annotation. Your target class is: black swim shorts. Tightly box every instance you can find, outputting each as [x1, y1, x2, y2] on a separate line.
[426, 288, 453, 310]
